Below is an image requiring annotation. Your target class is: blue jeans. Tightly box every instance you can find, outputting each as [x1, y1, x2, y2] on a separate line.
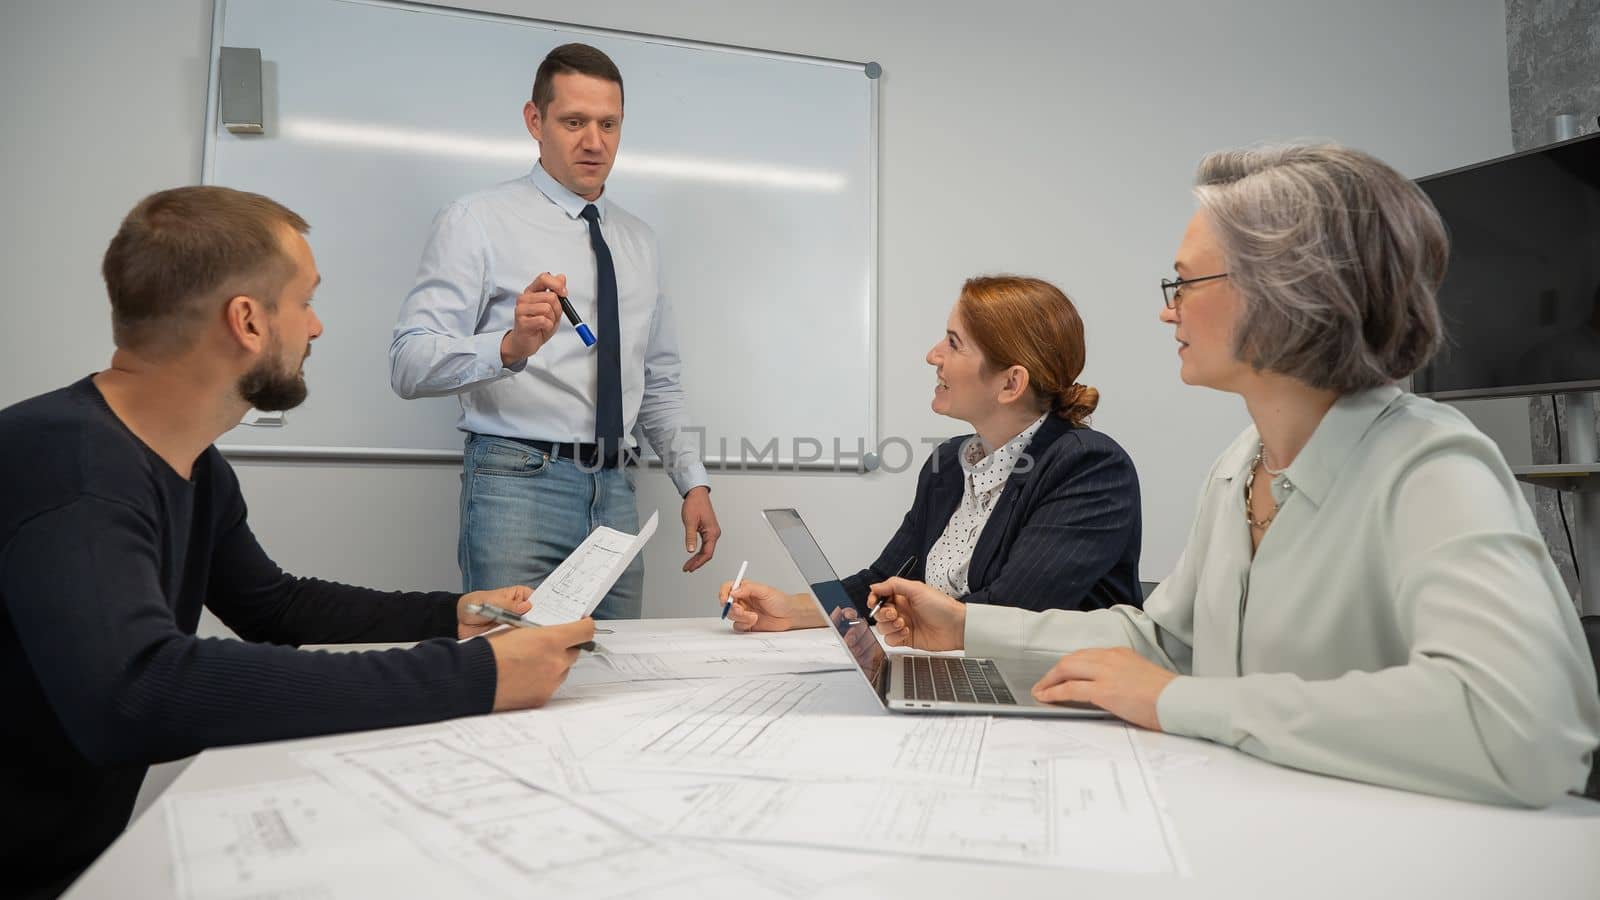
[458, 433, 643, 620]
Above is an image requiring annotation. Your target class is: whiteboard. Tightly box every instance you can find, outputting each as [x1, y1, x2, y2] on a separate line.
[203, 0, 878, 467]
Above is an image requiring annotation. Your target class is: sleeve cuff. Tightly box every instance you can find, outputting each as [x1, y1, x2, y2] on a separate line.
[431, 593, 462, 639]
[963, 603, 1038, 658]
[841, 572, 870, 612]
[456, 635, 500, 715]
[1156, 675, 1237, 742]
[668, 463, 710, 496]
[475, 330, 526, 375]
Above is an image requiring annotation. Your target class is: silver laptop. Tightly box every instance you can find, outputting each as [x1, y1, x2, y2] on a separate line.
[762, 508, 1109, 718]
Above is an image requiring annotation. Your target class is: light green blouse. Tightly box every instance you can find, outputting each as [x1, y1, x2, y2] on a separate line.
[966, 384, 1600, 806]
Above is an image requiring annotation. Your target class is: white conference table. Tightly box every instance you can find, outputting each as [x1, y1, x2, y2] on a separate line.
[65, 618, 1600, 899]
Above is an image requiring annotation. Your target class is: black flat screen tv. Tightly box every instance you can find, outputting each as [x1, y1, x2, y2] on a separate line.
[1411, 131, 1600, 400]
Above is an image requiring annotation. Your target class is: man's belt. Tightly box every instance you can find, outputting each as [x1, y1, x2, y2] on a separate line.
[506, 437, 636, 469]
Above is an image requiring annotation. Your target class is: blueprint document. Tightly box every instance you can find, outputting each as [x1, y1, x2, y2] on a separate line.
[579, 683, 1186, 874]
[588, 677, 988, 785]
[164, 777, 461, 900]
[292, 729, 869, 900]
[648, 715, 1187, 874]
[526, 510, 658, 625]
[282, 676, 1189, 887]
[659, 754, 1185, 874]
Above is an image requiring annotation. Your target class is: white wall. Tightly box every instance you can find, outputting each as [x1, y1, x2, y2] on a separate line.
[1, 0, 1514, 620]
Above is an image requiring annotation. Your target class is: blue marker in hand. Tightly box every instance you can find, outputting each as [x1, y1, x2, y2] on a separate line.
[557, 294, 597, 348]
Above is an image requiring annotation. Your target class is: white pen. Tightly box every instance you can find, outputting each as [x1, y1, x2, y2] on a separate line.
[720, 560, 750, 620]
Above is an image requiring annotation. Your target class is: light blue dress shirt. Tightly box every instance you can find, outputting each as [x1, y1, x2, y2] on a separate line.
[390, 163, 708, 494]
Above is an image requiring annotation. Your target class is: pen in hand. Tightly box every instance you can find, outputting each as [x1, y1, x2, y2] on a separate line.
[720, 560, 750, 620]
[465, 602, 597, 652]
[868, 556, 918, 624]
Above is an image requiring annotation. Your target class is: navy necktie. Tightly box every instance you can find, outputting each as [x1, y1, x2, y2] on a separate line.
[581, 203, 623, 462]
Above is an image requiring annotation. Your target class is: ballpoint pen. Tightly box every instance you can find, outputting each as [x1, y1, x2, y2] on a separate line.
[720, 560, 750, 620]
[868, 555, 917, 624]
[465, 602, 597, 651]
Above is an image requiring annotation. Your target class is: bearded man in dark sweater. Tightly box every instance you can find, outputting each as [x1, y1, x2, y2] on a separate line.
[0, 186, 596, 899]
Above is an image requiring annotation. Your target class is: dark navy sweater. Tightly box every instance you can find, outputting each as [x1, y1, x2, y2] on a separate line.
[0, 378, 498, 898]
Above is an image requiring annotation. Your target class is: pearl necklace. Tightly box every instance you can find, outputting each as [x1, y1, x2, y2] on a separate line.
[1259, 442, 1289, 477]
[1244, 443, 1278, 530]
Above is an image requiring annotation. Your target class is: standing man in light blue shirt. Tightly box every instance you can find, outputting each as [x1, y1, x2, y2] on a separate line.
[390, 43, 720, 618]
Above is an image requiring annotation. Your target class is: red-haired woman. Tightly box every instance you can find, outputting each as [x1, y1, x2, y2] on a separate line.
[720, 275, 1143, 631]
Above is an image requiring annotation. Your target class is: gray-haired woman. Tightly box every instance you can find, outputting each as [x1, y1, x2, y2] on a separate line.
[870, 143, 1600, 807]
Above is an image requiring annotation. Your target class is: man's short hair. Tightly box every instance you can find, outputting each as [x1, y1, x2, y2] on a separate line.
[101, 186, 309, 357]
[1194, 143, 1447, 392]
[531, 42, 624, 114]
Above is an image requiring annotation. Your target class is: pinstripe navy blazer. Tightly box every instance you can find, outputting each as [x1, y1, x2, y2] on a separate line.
[841, 415, 1142, 613]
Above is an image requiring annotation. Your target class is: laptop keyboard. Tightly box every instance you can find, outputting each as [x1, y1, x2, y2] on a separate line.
[903, 656, 1017, 705]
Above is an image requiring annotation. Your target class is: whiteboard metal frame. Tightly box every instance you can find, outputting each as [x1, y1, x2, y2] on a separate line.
[201, 0, 881, 472]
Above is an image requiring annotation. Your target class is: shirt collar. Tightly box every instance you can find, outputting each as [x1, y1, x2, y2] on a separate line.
[529, 161, 606, 222]
[1221, 384, 1404, 505]
[961, 414, 1048, 494]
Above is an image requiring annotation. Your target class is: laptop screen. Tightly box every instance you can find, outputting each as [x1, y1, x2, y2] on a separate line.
[762, 508, 889, 692]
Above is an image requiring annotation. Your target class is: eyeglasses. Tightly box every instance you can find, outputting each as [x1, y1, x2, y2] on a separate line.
[1160, 272, 1229, 309]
